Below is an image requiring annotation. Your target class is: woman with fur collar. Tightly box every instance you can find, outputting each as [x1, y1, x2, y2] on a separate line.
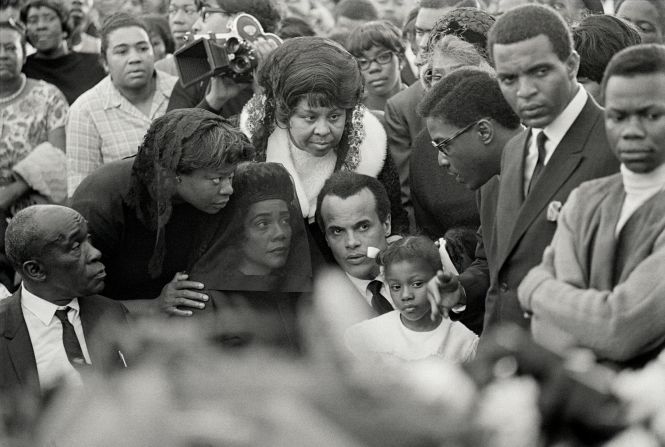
[240, 37, 408, 265]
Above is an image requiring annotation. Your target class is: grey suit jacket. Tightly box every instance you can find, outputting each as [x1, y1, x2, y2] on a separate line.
[0, 290, 129, 396]
[485, 94, 620, 329]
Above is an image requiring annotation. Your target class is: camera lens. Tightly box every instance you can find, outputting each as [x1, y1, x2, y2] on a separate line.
[231, 55, 253, 73]
[225, 37, 240, 54]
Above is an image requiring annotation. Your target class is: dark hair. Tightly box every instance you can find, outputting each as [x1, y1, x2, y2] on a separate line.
[425, 7, 495, 63]
[420, 0, 477, 8]
[488, 4, 573, 63]
[377, 235, 442, 275]
[402, 6, 418, 37]
[601, 44, 665, 98]
[128, 109, 254, 277]
[418, 67, 521, 129]
[346, 20, 406, 59]
[20, 0, 71, 39]
[215, 0, 281, 33]
[334, 0, 378, 21]
[254, 37, 363, 159]
[276, 16, 316, 39]
[574, 15, 641, 84]
[100, 12, 149, 57]
[582, 0, 604, 14]
[141, 13, 175, 55]
[442, 227, 478, 272]
[315, 171, 390, 232]
[0, 19, 26, 54]
[0, 0, 21, 9]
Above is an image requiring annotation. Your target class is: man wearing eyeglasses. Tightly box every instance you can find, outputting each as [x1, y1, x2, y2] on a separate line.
[166, 0, 281, 116]
[154, 0, 201, 76]
[438, 5, 618, 332]
[419, 68, 522, 335]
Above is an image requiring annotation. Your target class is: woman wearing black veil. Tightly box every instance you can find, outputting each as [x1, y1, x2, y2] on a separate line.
[189, 162, 312, 352]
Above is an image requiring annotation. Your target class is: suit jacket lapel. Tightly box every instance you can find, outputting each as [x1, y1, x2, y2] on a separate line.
[79, 298, 104, 366]
[495, 130, 528, 264]
[3, 291, 39, 389]
[498, 97, 600, 270]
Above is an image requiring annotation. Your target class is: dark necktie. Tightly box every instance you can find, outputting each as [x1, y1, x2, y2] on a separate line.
[368, 280, 393, 315]
[528, 131, 548, 195]
[54, 307, 87, 368]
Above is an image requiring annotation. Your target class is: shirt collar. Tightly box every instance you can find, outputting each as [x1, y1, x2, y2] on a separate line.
[540, 84, 587, 148]
[103, 70, 171, 110]
[345, 272, 384, 296]
[21, 284, 79, 326]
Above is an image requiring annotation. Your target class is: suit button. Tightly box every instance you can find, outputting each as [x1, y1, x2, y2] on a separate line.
[500, 283, 509, 293]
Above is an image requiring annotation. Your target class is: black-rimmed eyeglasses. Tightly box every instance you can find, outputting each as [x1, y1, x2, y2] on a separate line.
[356, 51, 394, 71]
[431, 119, 483, 155]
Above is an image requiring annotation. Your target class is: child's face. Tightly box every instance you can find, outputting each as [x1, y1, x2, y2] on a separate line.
[385, 259, 436, 329]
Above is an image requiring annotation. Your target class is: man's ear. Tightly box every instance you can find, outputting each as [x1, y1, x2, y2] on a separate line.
[478, 119, 494, 145]
[22, 260, 46, 282]
[383, 214, 392, 237]
[567, 50, 581, 80]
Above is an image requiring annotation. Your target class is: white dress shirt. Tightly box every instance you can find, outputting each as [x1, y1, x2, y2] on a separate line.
[524, 85, 588, 195]
[21, 286, 91, 390]
[345, 272, 396, 309]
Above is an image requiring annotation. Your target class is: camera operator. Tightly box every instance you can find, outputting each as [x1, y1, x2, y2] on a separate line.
[166, 0, 281, 117]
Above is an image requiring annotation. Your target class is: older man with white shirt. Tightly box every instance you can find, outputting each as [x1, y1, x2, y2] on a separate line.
[0, 205, 128, 396]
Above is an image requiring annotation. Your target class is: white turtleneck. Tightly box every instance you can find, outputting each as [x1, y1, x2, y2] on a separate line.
[616, 163, 665, 236]
[288, 140, 337, 220]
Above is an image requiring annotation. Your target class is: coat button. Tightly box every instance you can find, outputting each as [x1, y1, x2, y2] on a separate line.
[500, 282, 509, 293]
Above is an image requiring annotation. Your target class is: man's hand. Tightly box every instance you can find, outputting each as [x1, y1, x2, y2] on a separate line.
[426, 269, 465, 320]
[205, 76, 251, 111]
[157, 272, 208, 317]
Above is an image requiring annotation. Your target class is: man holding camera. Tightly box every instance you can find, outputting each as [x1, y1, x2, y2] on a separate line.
[166, 0, 281, 117]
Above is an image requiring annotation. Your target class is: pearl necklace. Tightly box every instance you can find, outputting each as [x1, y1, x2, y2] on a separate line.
[0, 74, 27, 105]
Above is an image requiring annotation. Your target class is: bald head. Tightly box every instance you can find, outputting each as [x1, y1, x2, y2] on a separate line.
[5, 205, 85, 271]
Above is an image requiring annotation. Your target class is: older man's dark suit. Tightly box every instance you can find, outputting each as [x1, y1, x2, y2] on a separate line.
[0, 291, 129, 395]
[484, 94, 619, 329]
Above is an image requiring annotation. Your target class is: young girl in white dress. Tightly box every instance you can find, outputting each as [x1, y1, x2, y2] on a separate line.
[345, 236, 478, 363]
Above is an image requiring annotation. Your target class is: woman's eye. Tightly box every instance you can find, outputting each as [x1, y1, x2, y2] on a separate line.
[390, 284, 401, 292]
[412, 281, 424, 288]
[256, 220, 269, 229]
[359, 223, 369, 231]
[211, 177, 221, 184]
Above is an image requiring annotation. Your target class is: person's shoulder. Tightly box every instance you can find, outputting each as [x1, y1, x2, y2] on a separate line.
[573, 172, 622, 197]
[84, 294, 127, 312]
[73, 159, 133, 197]
[387, 81, 423, 107]
[69, 76, 109, 109]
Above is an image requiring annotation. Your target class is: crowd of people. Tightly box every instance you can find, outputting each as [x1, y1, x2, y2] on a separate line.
[1, 0, 665, 445]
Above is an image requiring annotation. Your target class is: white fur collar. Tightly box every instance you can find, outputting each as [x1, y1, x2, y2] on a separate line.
[239, 103, 387, 217]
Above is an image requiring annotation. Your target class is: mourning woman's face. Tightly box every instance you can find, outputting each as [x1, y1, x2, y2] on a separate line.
[239, 199, 292, 275]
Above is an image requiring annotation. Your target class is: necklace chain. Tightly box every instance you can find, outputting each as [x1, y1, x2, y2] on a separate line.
[0, 74, 27, 105]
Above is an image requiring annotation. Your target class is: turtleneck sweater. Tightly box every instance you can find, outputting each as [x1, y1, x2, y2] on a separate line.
[616, 162, 665, 236]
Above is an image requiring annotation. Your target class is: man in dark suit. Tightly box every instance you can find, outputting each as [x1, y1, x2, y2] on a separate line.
[419, 68, 523, 335]
[428, 5, 619, 331]
[315, 172, 395, 324]
[0, 205, 128, 396]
